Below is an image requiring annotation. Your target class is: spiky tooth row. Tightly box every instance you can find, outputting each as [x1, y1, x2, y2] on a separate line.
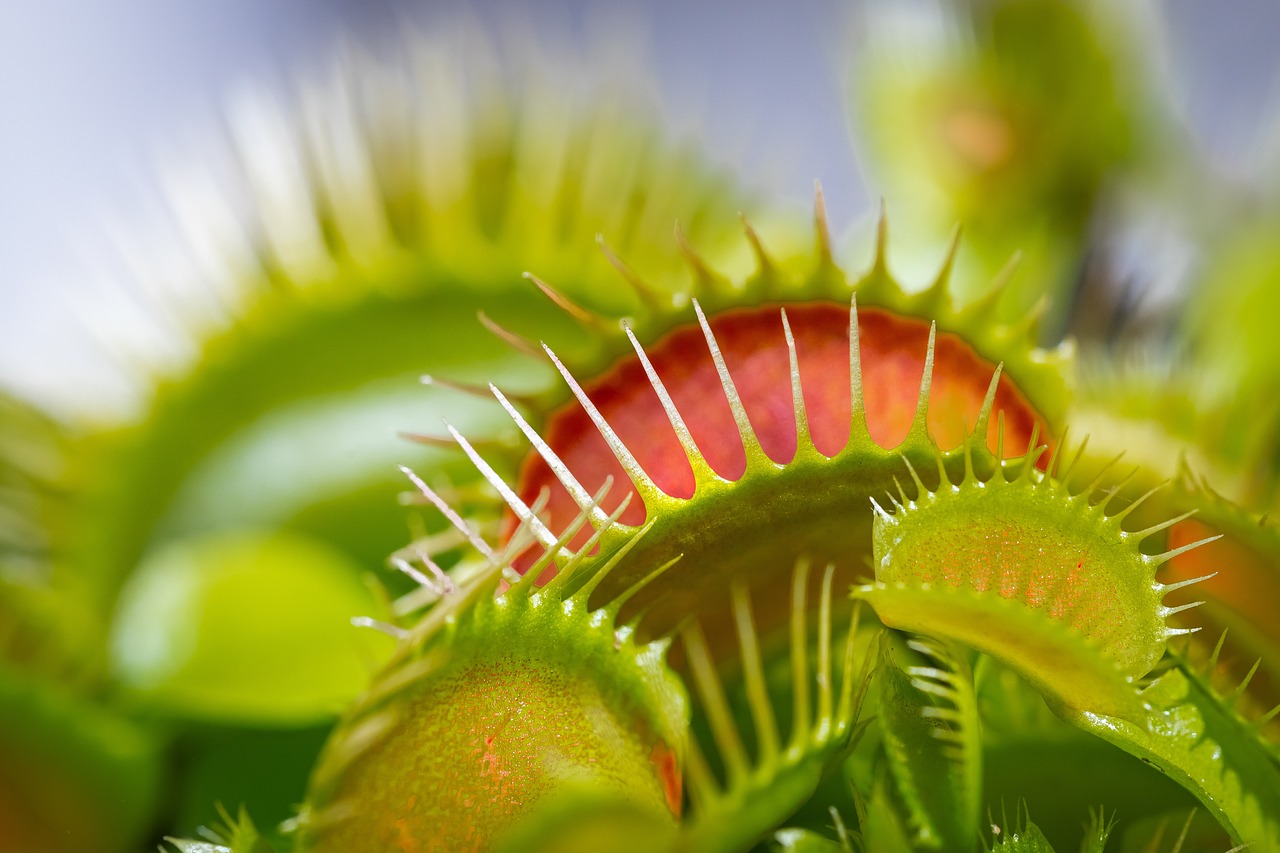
[1156, 471, 1280, 729]
[1175, 631, 1280, 759]
[856, 434, 1219, 720]
[676, 560, 874, 853]
[433, 303, 1050, 652]
[878, 636, 982, 849]
[404, 194, 1074, 652]
[1069, 659, 1280, 851]
[293, 480, 687, 853]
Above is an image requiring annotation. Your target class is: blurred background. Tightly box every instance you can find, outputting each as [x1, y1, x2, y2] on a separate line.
[4, 0, 1280, 414]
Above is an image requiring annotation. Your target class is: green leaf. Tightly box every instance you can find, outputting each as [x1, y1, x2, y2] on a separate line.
[1063, 663, 1280, 851]
[109, 530, 394, 724]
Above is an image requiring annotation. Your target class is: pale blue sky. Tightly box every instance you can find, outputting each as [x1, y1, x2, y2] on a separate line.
[0, 1, 1276, 411]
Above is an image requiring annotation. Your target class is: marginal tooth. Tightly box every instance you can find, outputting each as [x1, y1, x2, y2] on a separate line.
[814, 180, 834, 268]
[600, 550, 682, 616]
[1159, 572, 1218, 596]
[740, 213, 774, 278]
[542, 492, 634, 598]
[1130, 509, 1198, 541]
[399, 431, 464, 449]
[350, 617, 409, 640]
[901, 456, 927, 498]
[906, 322, 937, 441]
[962, 429, 976, 482]
[1058, 434, 1091, 486]
[789, 560, 812, 748]
[848, 294, 871, 443]
[892, 475, 910, 506]
[973, 362, 1004, 446]
[684, 620, 750, 783]
[391, 556, 451, 597]
[1100, 467, 1143, 515]
[780, 308, 812, 452]
[541, 341, 663, 499]
[685, 735, 720, 808]
[1152, 534, 1223, 566]
[995, 411, 1006, 463]
[495, 509, 542, 581]
[477, 310, 542, 358]
[622, 322, 713, 479]
[1018, 421, 1045, 481]
[675, 222, 730, 293]
[1227, 659, 1263, 705]
[399, 430, 512, 452]
[523, 271, 611, 330]
[816, 563, 836, 733]
[919, 224, 962, 313]
[490, 384, 610, 526]
[597, 233, 662, 309]
[935, 445, 952, 490]
[870, 494, 890, 522]
[1045, 426, 1068, 478]
[389, 526, 468, 568]
[1010, 294, 1050, 342]
[835, 601, 864, 729]
[871, 197, 889, 277]
[444, 422, 559, 551]
[1162, 600, 1205, 617]
[830, 806, 853, 849]
[420, 374, 493, 400]
[568, 518, 652, 605]
[693, 299, 765, 460]
[1082, 451, 1127, 499]
[398, 465, 497, 562]
[517, 479, 615, 595]
[966, 250, 1020, 321]
[732, 580, 780, 763]
[226, 88, 333, 280]
[298, 71, 390, 265]
[1252, 703, 1280, 730]
[1207, 629, 1230, 673]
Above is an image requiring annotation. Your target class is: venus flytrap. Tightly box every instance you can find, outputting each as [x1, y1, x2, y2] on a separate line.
[154, 192, 1280, 851]
[4, 8, 1280, 852]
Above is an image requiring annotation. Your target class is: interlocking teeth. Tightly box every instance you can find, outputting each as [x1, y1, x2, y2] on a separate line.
[678, 560, 873, 849]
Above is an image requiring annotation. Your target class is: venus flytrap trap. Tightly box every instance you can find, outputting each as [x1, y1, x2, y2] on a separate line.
[291, 482, 688, 853]
[857, 434, 1217, 719]
[425, 196, 1066, 657]
[675, 564, 874, 853]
